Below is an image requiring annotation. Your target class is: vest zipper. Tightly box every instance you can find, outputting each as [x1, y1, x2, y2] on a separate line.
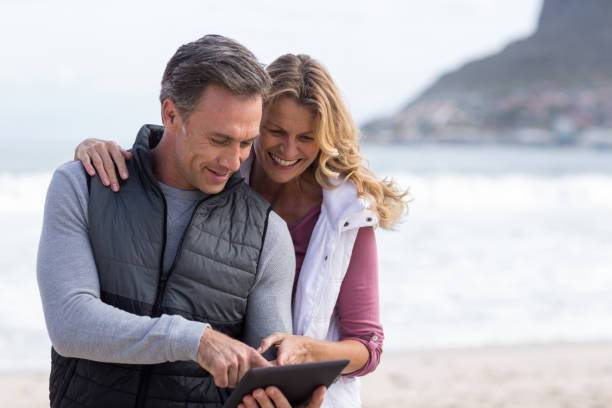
[157, 178, 241, 309]
[134, 176, 243, 408]
[155, 195, 209, 310]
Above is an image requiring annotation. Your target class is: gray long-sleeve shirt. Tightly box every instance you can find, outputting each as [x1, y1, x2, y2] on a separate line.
[37, 161, 294, 364]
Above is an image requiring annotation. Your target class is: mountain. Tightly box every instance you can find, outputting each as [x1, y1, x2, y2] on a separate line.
[363, 0, 612, 146]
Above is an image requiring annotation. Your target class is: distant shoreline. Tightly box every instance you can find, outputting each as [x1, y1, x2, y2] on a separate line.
[361, 139, 612, 150]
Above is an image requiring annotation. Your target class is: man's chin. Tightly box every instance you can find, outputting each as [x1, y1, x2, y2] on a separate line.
[197, 181, 227, 195]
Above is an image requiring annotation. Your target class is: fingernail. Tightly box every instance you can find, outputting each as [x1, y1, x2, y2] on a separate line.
[103, 178, 109, 185]
[256, 347, 262, 353]
[121, 172, 128, 179]
[88, 169, 95, 176]
[112, 183, 118, 192]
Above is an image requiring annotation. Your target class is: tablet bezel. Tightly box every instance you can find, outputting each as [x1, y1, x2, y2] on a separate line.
[223, 359, 349, 408]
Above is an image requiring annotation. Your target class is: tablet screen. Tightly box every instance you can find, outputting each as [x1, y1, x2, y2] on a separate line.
[223, 359, 349, 408]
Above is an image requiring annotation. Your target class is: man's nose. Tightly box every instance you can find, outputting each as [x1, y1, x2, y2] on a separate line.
[221, 144, 241, 173]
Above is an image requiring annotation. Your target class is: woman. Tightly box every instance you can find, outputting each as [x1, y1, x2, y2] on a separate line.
[75, 54, 408, 407]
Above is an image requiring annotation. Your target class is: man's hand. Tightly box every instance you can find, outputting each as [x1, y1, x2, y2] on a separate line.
[197, 327, 272, 388]
[237, 385, 326, 408]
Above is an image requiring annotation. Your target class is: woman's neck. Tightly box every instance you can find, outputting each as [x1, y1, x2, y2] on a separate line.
[250, 159, 323, 226]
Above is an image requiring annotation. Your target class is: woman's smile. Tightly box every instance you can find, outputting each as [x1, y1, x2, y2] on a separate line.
[269, 152, 300, 168]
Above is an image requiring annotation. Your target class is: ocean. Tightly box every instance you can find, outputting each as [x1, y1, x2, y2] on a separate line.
[2, 143, 612, 371]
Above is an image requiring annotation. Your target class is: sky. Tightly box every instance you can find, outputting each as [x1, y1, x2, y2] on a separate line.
[1, 0, 541, 152]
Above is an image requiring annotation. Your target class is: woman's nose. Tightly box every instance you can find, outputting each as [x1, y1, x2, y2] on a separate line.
[280, 136, 298, 157]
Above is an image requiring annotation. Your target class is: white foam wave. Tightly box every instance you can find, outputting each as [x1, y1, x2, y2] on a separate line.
[1, 168, 612, 366]
[392, 172, 612, 214]
[377, 172, 612, 350]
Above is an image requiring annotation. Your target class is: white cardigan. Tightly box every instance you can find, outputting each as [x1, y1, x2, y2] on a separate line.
[241, 157, 378, 407]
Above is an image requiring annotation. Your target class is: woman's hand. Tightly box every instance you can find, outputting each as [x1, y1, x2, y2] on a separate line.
[237, 385, 326, 408]
[257, 333, 313, 366]
[74, 138, 132, 192]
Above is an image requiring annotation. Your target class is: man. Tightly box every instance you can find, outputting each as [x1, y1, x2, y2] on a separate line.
[37, 35, 323, 408]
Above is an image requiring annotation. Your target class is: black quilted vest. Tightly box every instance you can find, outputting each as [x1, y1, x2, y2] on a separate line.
[49, 125, 271, 408]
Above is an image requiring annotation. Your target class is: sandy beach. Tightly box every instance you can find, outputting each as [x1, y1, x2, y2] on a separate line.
[2, 342, 612, 407]
[361, 342, 612, 407]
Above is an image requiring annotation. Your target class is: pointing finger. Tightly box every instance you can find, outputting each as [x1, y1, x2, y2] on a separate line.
[257, 332, 286, 354]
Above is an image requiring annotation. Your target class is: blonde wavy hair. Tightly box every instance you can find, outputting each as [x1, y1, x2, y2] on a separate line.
[265, 54, 409, 229]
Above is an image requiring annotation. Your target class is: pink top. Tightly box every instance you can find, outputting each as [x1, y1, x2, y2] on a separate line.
[289, 204, 383, 377]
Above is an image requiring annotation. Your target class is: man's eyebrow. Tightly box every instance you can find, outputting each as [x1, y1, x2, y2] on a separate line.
[211, 132, 233, 140]
[211, 132, 259, 143]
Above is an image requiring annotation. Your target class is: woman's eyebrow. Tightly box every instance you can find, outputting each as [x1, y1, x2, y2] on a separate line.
[264, 121, 284, 129]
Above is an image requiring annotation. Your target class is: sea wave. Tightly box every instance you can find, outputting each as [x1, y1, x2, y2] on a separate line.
[376, 172, 612, 349]
[1, 168, 612, 366]
[392, 172, 612, 213]
[2, 170, 612, 215]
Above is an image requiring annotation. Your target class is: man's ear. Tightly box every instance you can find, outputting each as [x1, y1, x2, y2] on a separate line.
[161, 99, 181, 133]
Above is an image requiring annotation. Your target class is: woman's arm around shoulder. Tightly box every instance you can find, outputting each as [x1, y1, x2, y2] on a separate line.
[74, 138, 132, 192]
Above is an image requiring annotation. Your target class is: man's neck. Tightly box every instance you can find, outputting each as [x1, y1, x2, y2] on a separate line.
[151, 132, 195, 190]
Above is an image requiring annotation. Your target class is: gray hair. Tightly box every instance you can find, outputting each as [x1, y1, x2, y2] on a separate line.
[159, 34, 270, 118]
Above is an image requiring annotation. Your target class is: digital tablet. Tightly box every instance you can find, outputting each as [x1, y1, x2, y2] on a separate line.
[223, 359, 349, 408]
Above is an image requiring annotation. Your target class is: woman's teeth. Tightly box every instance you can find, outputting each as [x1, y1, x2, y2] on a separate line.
[270, 153, 299, 167]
